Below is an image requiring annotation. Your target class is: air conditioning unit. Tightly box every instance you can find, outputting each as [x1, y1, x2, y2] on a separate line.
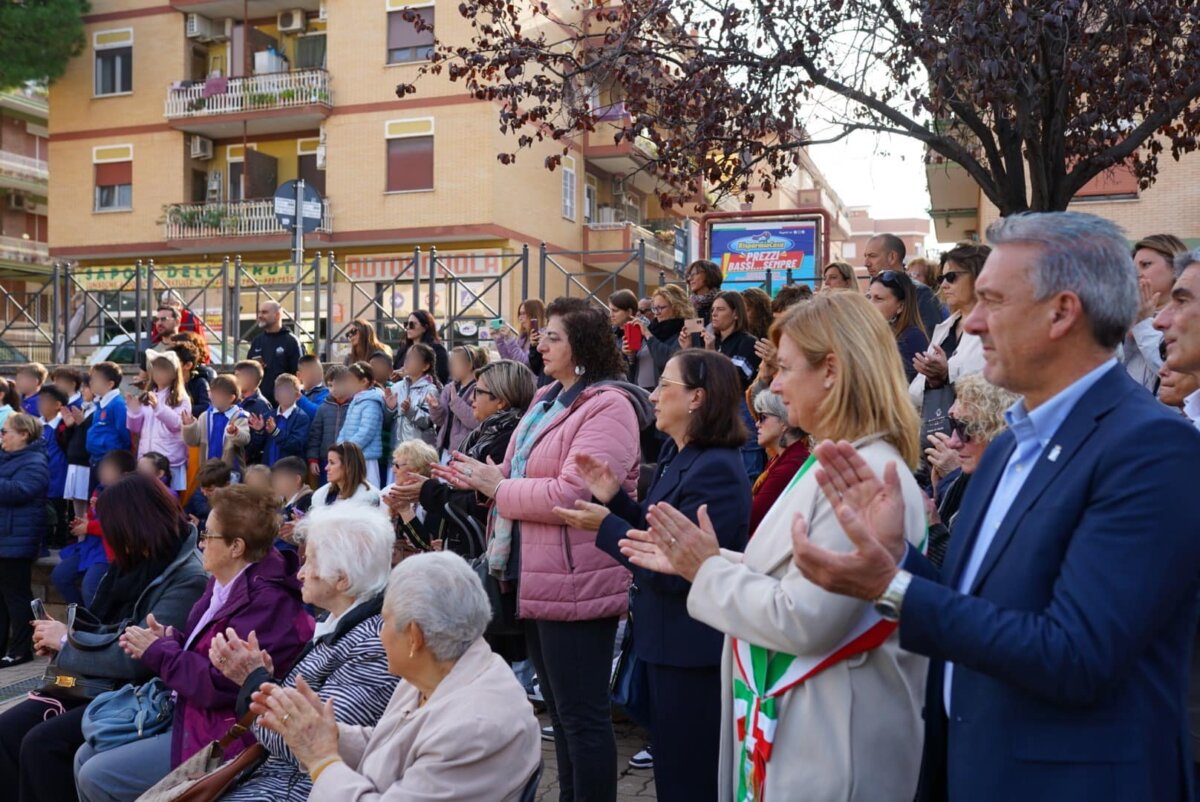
[210, 18, 233, 43]
[315, 144, 326, 170]
[190, 136, 214, 160]
[6, 193, 27, 211]
[318, 0, 327, 20]
[185, 13, 215, 41]
[278, 9, 307, 33]
[611, 178, 626, 198]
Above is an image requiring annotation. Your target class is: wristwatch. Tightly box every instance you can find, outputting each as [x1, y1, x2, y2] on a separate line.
[874, 570, 913, 622]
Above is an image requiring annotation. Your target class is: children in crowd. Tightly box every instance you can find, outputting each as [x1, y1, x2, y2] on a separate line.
[369, 351, 395, 385]
[387, 342, 438, 448]
[36, 385, 70, 549]
[59, 384, 95, 519]
[295, 354, 329, 417]
[431, 344, 486, 460]
[85, 362, 131, 488]
[370, 350, 398, 479]
[13, 363, 46, 417]
[126, 349, 191, 491]
[242, 463, 272, 492]
[271, 456, 313, 551]
[253, 374, 311, 466]
[336, 362, 386, 487]
[0, 378, 17, 428]
[54, 449, 135, 606]
[306, 364, 350, 484]
[184, 459, 232, 532]
[168, 340, 212, 417]
[180, 374, 250, 479]
[51, 367, 84, 410]
[235, 359, 273, 464]
[136, 451, 176, 496]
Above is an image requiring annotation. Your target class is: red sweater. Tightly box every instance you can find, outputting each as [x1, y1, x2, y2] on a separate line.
[749, 438, 812, 537]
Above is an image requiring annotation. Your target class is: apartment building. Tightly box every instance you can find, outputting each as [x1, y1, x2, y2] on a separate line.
[844, 206, 932, 265]
[1, 89, 49, 272]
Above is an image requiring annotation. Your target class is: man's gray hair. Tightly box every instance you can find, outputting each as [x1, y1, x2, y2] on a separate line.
[1173, 248, 1200, 279]
[385, 552, 491, 662]
[986, 211, 1138, 350]
[297, 503, 393, 599]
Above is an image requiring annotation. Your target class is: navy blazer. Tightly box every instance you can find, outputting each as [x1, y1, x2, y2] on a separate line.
[899, 365, 1200, 802]
[595, 442, 751, 668]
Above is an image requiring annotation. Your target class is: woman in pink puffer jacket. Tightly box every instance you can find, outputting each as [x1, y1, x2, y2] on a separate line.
[441, 297, 650, 802]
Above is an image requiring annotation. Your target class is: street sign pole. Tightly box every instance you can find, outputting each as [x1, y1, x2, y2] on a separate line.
[293, 178, 305, 269]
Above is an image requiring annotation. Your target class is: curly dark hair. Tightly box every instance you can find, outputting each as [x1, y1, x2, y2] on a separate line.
[545, 297, 625, 380]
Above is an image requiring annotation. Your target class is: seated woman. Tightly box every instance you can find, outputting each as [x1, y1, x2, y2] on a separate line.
[384, 440, 441, 557]
[251, 552, 542, 801]
[73, 485, 314, 802]
[211, 503, 400, 802]
[0, 474, 207, 802]
[312, 442, 381, 507]
[748, 390, 811, 536]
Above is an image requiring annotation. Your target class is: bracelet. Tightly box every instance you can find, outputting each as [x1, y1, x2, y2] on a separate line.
[491, 479, 503, 497]
[309, 756, 342, 784]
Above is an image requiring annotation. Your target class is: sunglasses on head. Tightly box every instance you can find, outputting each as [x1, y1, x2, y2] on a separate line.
[948, 414, 974, 443]
[875, 270, 907, 297]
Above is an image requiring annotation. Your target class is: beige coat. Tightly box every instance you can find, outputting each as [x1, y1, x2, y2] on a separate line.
[688, 435, 929, 802]
[310, 638, 541, 802]
[180, 406, 250, 467]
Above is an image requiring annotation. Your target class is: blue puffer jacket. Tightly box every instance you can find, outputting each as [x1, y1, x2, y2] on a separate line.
[336, 387, 385, 459]
[0, 438, 50, 559]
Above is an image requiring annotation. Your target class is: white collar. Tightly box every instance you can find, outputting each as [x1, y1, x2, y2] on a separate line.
[1184, 388, 1200, 429]
[313, 597, 366, 640]
[278, 404, 296, 419]
[99, 388, 121, 408]
[41, 413, 62, 428]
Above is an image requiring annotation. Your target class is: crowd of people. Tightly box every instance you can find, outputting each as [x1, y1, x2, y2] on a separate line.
[0, 209, 1196, 801]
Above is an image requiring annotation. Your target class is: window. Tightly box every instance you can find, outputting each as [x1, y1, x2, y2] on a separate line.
[94, 30, 134, 96]
[561, 156, 577, 221]
[584, 176, 598, 224]
[385, 119, 435, 192]
[94, 160, 132, 211]
[387, 7, 434, 64]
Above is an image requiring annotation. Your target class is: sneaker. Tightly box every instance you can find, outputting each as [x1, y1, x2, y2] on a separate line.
[527, 682, 545, 705]
[0, 654, 32, 669]
[540, 725, 555, 742]
[628, 744, 653, 770]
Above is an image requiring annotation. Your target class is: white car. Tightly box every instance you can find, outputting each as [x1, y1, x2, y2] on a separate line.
[86, 334, 249, 366]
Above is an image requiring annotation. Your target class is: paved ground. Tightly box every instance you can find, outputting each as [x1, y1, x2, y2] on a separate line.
[0, 660, 658, 800]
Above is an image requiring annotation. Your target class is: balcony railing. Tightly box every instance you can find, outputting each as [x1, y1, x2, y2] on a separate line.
[0, 152, 49, 183]
[163, 199, 332, 240]
[0, 236, 50, 265]
[164, 69, 331, 119]
[586, 221, 675, 268]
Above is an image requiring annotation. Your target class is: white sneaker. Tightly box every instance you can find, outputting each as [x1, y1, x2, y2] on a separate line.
[628, 745, 653, 770]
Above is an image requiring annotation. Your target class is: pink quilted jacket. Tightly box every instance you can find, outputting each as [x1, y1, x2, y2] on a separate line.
[496, 384, 640, 621]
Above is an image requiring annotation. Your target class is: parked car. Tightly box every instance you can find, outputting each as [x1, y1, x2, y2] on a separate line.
[86, 334, 249, 366]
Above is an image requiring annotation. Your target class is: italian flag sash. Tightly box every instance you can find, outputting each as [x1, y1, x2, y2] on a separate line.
[730, 454, 911, 801]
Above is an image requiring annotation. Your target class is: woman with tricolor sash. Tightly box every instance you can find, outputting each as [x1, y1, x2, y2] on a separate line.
[620, 291, 930, 802]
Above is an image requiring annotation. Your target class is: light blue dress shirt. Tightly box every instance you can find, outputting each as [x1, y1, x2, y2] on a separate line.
[943, 358, 1117, 714]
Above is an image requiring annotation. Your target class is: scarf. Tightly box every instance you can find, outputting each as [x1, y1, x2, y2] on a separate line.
[460, 408, 521, 462]
[691, 290, 719, 320]
[731, 456, 909, 801]
[486, 390, 574, 575]
[648, 317, 684, 343]
[90, 532, 182, 623]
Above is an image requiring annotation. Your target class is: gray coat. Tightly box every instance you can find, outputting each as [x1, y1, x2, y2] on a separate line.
[306, 395, 349, 463]
[57, 529, 207, 682]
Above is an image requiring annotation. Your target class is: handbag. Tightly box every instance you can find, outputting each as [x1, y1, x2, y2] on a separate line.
[453, 503, 522, 637]
[36, 605, 127, 701]
[609, 586, 650, 728]
[136, 710, 267, 802]
[82, 678, 175, 753]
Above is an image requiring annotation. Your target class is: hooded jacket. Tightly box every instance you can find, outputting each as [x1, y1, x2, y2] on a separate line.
[307, 394, 349, 465]
[140, 547, 314, 766]
[0, 438, 49, 559]
[337, 386, 386, 459]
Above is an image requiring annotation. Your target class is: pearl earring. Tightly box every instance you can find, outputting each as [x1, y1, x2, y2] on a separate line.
[824, 380, 833, 389]
[574, 365, 586, 376]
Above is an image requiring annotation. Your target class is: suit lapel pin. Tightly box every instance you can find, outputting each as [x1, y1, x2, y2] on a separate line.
[1047, 445, 1062, 462]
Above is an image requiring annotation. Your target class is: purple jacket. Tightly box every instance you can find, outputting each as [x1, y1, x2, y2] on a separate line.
[141, 548, 314, 766]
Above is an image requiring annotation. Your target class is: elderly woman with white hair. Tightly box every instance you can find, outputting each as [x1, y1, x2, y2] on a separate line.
[249, 551, 543, 801]
[748, 390, 810, 536]
[208, 503, 400, 802]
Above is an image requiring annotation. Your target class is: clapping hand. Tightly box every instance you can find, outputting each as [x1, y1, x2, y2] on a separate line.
[143, 391, 158, 408]
[913, 344, 949, 385]
[400, 398, 411, 414]
[120, 613, 173, 660]
[180, 409, 195, 426]
[426, 391, 440, 410]
[1138, 277, 1162, 322]
[70, 517, 88, 539]
[618, 503, 722, 580]
[754, 337, 777, 365]
[575, 453, 621, 503]
[209, 628, 273, 685]
[264, 416, 277, 434]
[248, 413, 265, 432]
[431, 452, 504, 497]
[251, 676, 339, 770]
[554, 500, 609, 532]
[69, 406, 86, 426]
[383, 386, 398, 410]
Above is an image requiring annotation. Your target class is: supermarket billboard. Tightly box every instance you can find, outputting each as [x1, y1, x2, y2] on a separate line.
[707, 216, 822, 294]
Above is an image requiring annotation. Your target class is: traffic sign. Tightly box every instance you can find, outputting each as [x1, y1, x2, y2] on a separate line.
[274, 180, 324, 234]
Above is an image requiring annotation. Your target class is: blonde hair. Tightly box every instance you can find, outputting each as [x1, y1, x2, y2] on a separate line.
[3, 412, 40, 445]
[953, 374, 1021, 443]
[771, 292, 921, 467]
[652, 284, 695, 319]
[392, 439, 439, 477]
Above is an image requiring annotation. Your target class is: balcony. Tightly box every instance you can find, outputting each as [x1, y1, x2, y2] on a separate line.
[585, 108, 661, 194]
[0, 236, 50, 267]
[163, 198, 332, 242]
[0, 152, 49, 195]
[585, 222, 676, 271]
[164, 69, 332, 138]
[169, 0, 320, 16]
[794, 187, 852, 241]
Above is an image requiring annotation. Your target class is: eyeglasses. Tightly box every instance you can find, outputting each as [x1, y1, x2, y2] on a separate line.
[475, 387, 498, 401]
[639, 307, 653, 315]
[348, 328, 360, 336]
[948, 414, 974, 443]
[650, 305, 669, 313]
[656, 377, 691, 392]
[198, 532, 226, 542]
[939, 271, 968, 285]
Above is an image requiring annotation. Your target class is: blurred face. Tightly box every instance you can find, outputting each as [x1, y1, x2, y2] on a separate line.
[609, 304, 632, 327]
[211, 387, 236, 411]
[648, 358, 698, 440]
[13, 373, 39, 395]
[867, 281, 902, 322]
[1155, 264, 1200, 375]
[151, 362, 175, 391]
[235, 369, 260, 396]
[199, 509, 243, 577]
[298, 549, 346, 610]
[332, 375, 355, 401]
[710, 298, 736, 333]
[370, 358, 392, 383]
[271, 470, 303, 499]
[403, 349, 430, 380]
[1134, 247, 1177, 303]
[406, 315, 427, 342]
[136, 457, 165, 481]
[298, 362, 323, 389]
[449, 351, 473, 384]
[472, 376, 505, 422]
[326, 450, 344, 484]
[770, 333, 831, 437]
[536, 315, 575, 381]
[755, 409, 786, 449]
[275, 384, 298, 408]
[638, 300, 653, 317]
[938, 260, 977, 313]
[88, 372, 114, 398]
[906, 266, 925, 284]
[0, 423, 28, 452]
[258, 304, 281, 330]
[651, 294, 674, 322]
[946, 400, 988, 474]
[823, 266, 850, 289]
[54, 379, 78, 399]
[97, 461, 124, 486]
[1158, 363, 1200, 408]
[517, 305, 531, 334]
[37, 396, 62, 421]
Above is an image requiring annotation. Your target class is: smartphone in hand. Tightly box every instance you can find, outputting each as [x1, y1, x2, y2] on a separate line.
[30, 599, 49, 621]
[624, 322, 643, 351]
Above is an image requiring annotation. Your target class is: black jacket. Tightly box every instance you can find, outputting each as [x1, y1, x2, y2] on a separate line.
[248, 328, 302, 405]
[715, 330, 761, 389]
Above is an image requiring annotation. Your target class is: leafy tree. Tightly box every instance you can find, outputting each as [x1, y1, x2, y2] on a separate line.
[0, 0, 90, 88]
[397, 0, 1200, 213]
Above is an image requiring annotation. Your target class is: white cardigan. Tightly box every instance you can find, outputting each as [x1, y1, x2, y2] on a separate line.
[311, 481, 381, 508]
[909, 311, 985, 408]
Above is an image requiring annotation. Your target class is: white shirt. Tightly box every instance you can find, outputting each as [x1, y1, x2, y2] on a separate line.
[98, 388, 121, 409]
[1184, 389, 1200, 430]
[313, 598, 367, 641]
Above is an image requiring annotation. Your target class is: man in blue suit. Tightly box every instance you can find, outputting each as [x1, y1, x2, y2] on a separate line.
[793, 211, 1200, 802]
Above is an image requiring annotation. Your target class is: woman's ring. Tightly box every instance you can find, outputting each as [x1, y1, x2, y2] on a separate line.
[462, 467, 474, 477]
[282, 713, 290, 723]
[668, 536, 678, 548]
